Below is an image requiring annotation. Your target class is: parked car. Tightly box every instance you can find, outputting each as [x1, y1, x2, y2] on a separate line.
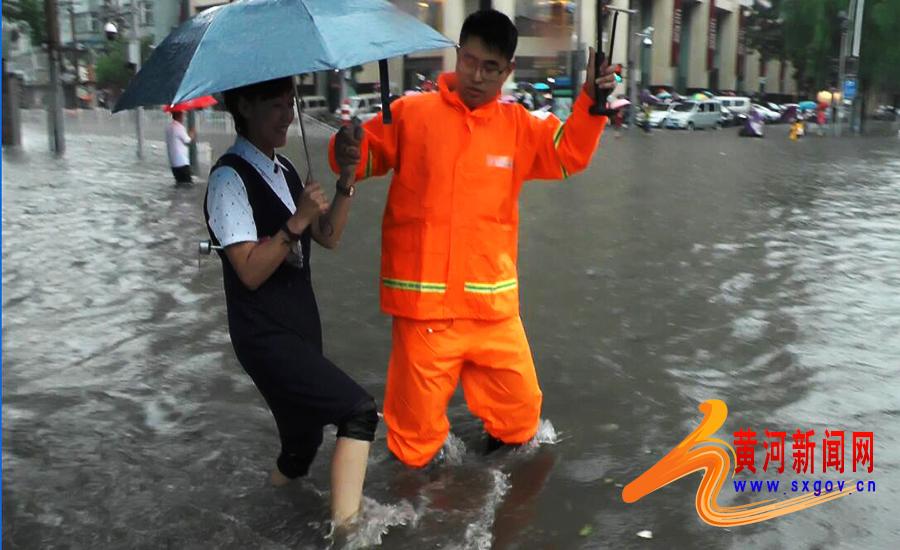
[665, 100, 722, 130]
[648, 103, 677, 127]
[334, 93, 382, 118]
[720, 105, 736, 127]
[874, 105, 897, 121]
[358, 104, 382, 122]
[299, 95, 329, 116]
[751, 103, 782, 123]
[715, 96, 752, 118]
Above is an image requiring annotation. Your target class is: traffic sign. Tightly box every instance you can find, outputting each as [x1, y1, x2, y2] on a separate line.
[843, 77, 857, 101]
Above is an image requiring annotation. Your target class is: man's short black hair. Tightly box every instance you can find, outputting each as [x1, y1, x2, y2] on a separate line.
[223, 77, 293, 136]
[459, 9, 518, 61]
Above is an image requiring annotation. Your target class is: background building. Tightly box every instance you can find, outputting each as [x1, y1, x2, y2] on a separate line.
[351, 0, 799, 100]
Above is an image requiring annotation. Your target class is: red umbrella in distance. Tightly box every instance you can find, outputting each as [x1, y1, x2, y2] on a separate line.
[163, 95, 218, 112]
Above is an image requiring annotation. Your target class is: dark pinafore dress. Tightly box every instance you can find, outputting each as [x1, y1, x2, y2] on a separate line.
[204, 153, 372, 478]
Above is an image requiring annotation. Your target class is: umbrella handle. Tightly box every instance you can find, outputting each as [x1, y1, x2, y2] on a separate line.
[379, 59, 392, 124]
[292, 75, 314, 183]
[589, 3, 619, 117]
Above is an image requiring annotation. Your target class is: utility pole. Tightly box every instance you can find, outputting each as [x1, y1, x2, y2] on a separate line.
[44, 0, 66, 155]
[181, 0, 198, 171]
[836, 10, 849, 136]
[846, 0, 865, 134]
[3, 21, 23, 148]
[66, 4, 81, 104]
[628, 14, 639, 129]
[130, 1, 144, 158]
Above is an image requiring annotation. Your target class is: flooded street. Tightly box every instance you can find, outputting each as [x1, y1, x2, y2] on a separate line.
[3, 115, 899, 549]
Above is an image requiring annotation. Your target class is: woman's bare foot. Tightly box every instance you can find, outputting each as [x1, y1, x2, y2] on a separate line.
[270, 466, 291, 487]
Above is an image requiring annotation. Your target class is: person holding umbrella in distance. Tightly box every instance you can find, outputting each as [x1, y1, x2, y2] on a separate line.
[164, 96, 215, 185]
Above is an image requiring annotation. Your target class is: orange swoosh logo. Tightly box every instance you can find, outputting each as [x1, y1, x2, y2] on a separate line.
[622, 400, 854, 526]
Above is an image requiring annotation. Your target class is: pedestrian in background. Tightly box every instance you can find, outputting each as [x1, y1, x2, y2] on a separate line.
[166, 111, 196, 184]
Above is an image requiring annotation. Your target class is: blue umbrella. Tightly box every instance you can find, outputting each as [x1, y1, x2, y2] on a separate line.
[114, 0, 455, 114]
[798, 100, 818, 111]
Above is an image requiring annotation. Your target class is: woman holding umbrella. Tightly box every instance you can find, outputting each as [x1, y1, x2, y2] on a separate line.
[204, 76, 376, 528]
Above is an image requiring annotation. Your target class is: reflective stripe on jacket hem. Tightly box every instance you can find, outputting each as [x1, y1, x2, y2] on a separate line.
[383, 278, 447, 293]
[463, 279, 518, 294]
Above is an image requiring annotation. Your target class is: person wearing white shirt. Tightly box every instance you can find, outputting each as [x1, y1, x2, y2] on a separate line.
[204, 76, 372, 530]
[165, 111, 195, 183]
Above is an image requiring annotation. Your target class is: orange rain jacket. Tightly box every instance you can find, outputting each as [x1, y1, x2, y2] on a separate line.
[330, 72, 606, 321]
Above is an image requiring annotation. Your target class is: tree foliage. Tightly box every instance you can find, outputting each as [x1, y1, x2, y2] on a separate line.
[94, 37, 154, 90]
[746, 0, 900, 94]
[859, 0, 900, 91]
[4, 0, 47, 46]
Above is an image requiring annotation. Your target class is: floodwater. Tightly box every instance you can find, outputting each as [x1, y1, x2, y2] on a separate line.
[3, 113, 899, 549]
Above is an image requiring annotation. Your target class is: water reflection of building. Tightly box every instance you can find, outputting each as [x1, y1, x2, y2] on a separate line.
[351, 0, 798, 99]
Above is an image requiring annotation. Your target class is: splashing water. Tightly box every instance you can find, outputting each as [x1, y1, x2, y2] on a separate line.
[438, 432, 467, 466]
[330, 497, 418, 549]
[515, 418, 561, 454]
[459, 469, 512, 550]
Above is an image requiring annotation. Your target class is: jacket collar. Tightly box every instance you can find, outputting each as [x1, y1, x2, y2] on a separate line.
[438, 72, 500, 119]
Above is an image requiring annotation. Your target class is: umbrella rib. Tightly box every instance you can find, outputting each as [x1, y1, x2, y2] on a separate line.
[296, 1, 339, 70]
[173, 9, 230, 104]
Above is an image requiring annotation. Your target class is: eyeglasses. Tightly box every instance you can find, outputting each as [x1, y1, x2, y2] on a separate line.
[457, 48, 509, 82]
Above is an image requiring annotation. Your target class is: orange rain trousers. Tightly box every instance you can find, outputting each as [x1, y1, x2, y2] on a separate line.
[383, 315, 542, 467]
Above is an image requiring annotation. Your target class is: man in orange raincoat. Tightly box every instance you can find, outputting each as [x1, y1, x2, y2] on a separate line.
[331, 9, 615, 468]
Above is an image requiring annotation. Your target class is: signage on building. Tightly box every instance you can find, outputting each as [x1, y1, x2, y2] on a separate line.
[707, 0, 717, 71]
[671, 0, 683, 67]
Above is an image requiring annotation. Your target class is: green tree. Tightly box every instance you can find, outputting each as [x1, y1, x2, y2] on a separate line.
[4, 0, 46, 45]
[746, 0, 785, 63]
[859, 0, 900, 93]
[94, 36, 154, 91]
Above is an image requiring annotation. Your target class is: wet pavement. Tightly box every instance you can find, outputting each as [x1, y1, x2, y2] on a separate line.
[3, 114, 899, 549]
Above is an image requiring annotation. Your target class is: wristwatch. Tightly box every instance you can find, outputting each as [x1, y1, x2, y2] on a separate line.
[280, 221, 302, 242]
[336, 180, 356, 197]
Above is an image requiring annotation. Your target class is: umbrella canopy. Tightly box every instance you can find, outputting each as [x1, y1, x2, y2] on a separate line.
[609, 98, 630, 110]
[655, 91, 672, 99]
[162, 95, 217, 112]
[114, 0, 455, 112]
[691, 93, 708, 101]
[798, 100, 817, 110]
[533, 82, 551, 91]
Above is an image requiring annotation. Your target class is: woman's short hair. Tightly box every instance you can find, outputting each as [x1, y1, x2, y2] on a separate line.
[223, 77, 294, 136]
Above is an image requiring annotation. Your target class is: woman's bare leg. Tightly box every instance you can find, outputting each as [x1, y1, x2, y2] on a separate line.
[331, 437, 371, 526]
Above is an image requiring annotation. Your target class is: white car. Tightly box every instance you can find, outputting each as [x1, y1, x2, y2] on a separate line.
[648, 103, 677, 127]
[715, 96, 752, 118]
[751, 104, 781, 123]
[665, 100, 722, 130]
